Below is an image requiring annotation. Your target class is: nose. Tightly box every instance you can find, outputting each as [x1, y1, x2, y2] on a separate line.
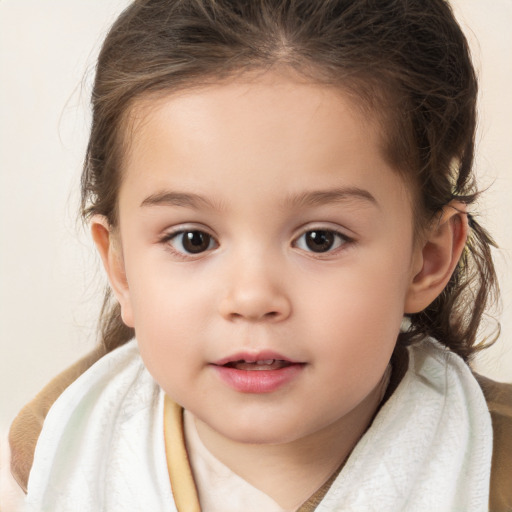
[218, 259, 292, 323]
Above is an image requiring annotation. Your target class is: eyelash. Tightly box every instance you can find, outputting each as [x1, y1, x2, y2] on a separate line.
[160, 227, 353, 258]
[160, 229, 218, 259]
[292, 229, 351, 255]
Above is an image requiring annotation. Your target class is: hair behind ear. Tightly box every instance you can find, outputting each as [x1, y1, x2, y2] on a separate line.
[405, 203, 468, 314]
[98, 289, 135, 352]
[400, 212, 499, 362]
[90, 215, 136, 349]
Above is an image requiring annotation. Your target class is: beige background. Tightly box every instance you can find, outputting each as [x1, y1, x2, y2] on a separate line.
[0, 0, 511, 436]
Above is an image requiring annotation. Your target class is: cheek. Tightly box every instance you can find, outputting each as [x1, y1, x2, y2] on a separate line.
[297, 252, 409, 367]
[126, 270, 213, 377]
[303, 292, 401, 365]
[301, 252, 410, 325]
[128, 259, 210, 326]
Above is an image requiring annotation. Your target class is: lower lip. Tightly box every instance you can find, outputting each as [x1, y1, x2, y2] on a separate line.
[212, 364, 304, 393]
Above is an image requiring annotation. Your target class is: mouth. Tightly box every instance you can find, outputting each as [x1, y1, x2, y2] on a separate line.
[211, 352, 305, 393]
[213, 351, 302, 369]
[221, 359, 295, 371]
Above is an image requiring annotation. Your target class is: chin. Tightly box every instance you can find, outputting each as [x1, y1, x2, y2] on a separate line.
[213, 417, 309, 446]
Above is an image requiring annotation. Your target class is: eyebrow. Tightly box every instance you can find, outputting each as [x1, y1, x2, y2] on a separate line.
[284, 187, 379, 210]
[140, 186, 378, 211]
[140, 191, 223, 211]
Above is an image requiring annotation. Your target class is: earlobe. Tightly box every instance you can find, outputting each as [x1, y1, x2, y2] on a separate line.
[90, 215, 134, 327]
[404, 202, 469, 314]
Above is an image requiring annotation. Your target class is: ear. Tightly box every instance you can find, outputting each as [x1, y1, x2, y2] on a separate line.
[405, 202, 468, 314]
[90, 215, 134, 327]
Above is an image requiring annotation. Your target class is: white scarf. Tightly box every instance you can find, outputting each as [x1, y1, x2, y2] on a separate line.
[25, 338, 492, 512]
[315, 339, 493, 512]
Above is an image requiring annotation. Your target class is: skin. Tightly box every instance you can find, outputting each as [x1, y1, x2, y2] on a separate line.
[92, 70, 468, 508]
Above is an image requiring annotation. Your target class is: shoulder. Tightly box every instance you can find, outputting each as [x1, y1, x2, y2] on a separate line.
[474, 373, 512, 512]
[8, 341, 136, 493]
[19, 340, 172, 510]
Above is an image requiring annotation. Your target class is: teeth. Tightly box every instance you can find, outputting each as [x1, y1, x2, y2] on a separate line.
[223, 359, 294, 371]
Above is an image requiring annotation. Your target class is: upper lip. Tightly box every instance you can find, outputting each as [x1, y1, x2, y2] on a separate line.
[213, 351, 301, 366]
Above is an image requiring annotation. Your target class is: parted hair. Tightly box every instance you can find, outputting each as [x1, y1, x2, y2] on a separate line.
[81, 0, 498, 361]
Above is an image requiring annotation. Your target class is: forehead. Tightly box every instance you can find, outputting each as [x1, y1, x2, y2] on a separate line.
[123, 71, 376, 159]
[118, 72, 412, 216]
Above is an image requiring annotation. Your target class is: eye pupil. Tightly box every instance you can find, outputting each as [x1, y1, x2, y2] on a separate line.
[305, 231, 335, 252]
[183, 231, 211, 253]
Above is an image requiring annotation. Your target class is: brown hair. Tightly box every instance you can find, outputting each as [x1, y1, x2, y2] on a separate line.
[81, 0, 499, 361]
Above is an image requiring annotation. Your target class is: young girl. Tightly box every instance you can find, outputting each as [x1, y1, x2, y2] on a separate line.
[8, 0, 512, 510]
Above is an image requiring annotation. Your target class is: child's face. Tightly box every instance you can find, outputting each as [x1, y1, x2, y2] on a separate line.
[109, 72, 422, 445]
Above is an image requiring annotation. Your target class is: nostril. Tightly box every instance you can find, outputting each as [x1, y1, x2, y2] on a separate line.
[233, 311, 275, 318]
[228, 310, 281, 322]
[219, 292, 292, 322]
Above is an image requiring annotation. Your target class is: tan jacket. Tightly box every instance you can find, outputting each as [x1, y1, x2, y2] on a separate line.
[8, 346, 512, 511]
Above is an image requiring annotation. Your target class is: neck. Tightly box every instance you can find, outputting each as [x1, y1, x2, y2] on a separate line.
[193, 366, 391, 510]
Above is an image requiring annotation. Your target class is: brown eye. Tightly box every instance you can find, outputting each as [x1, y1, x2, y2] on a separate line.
[295, 230, 347, 253]
[170, 230, 216, 254]
[305, 231, 334, 252]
